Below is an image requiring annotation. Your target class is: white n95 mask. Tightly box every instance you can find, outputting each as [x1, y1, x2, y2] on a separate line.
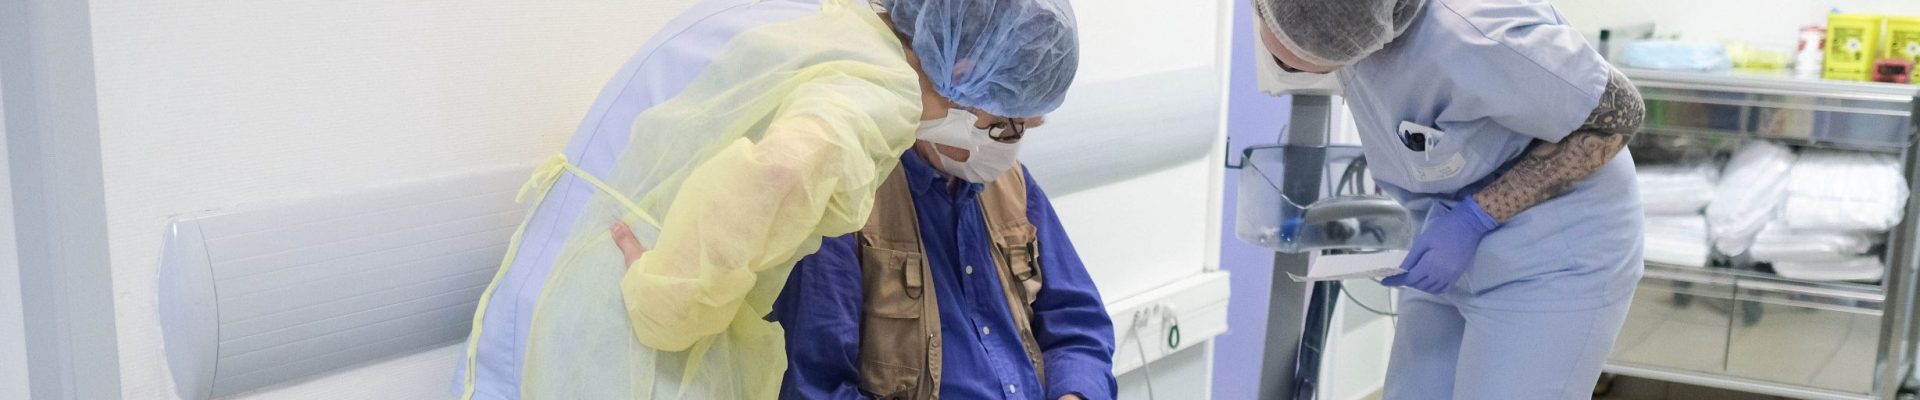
[937, 139, 1021, 183]
[916, 111, 982, 152]
[915, 111, 1022, 183]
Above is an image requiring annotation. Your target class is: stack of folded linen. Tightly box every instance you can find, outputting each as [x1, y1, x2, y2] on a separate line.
[1773, 256, 1887, 282]
[1744, 150, 1908, 282]
[1644, 215, 1712, 267]
[1748, 222, 1876, 262]
[1639, 162, 1720, 267]
[1639, 164, 1718, 215]
[1780, 150, 1909, 232]
[1707, 141, 1796, 257]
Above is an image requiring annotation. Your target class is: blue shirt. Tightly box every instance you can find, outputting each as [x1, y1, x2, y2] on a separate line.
[770, 149, 1118, 400]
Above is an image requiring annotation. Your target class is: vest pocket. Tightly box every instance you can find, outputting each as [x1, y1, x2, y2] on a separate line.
[859, 246, 925, 318]
[858, 359, 922, 399]
[857, 245, 928, 397]
[992, 224, 1043, 305]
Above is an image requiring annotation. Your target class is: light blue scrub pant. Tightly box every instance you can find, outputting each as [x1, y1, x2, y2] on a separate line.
[1382, 290, 1635, 400]
[1383, 290, 1633, 400]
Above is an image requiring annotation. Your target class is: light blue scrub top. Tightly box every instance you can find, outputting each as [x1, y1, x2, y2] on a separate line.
[453, 1, 819, 398]
[1337, 0, 1643, 311]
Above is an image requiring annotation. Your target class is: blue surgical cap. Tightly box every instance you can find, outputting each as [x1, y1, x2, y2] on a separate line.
[883, 0, 1080, 118]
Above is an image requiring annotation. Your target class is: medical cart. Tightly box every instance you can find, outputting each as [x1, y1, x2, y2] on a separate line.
[1603, 68, 1920, 400]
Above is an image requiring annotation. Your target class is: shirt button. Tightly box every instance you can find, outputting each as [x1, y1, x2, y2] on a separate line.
[1007, 384, 1017, 394]
[965, 265, 974, 275]
[982, 326, 991, 336]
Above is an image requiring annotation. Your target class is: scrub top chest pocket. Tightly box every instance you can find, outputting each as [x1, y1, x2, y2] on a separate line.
[1398, 121, 1470, 186]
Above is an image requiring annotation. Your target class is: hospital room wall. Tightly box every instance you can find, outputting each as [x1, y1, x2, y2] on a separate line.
[84, 1, 709, 398]
[1027, 0, 1232, 397]
[0, 70, 28, 400]
[1551, 0, 1920, 44]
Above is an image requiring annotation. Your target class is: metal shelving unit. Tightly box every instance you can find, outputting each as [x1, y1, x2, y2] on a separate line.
[1604, 69, 1920, 400]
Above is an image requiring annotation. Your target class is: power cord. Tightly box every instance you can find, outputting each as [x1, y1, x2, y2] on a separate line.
[1333, 157, 1371, 197]
[1127, 304, 1180, 400]
[1340, 281, 1398, 317]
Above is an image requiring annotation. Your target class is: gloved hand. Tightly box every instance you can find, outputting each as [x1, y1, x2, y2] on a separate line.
[1381, 196, 1499, 294]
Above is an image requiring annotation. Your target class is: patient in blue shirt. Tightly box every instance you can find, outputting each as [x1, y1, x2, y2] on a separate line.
[609, 143, 1118, 400]
[768, 142, 1117, 400]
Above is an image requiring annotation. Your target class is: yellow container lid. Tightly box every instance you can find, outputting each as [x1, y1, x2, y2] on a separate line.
[1831, 13, 1884, 23]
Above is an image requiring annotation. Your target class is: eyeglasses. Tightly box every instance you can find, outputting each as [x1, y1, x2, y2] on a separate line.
[985, 118, 1028, 143]
[945, 101, 1030, 143]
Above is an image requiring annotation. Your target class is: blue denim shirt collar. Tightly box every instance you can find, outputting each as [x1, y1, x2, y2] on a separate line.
[900, 147, 984, 198]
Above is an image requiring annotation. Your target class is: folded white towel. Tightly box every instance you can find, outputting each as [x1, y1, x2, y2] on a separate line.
[1644, 215, 1711, 267]
[1639, 164, 1718, 215]
[1782, 150, 1909, 232]
[1772, 256, 1885, 282]
[1708, 141, 1795, 256]
[1748, 221, 1877, 263]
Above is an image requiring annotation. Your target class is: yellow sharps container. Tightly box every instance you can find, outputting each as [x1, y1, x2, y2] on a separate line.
[1887, 16, 1920, 82]
[1826, 13, 1884, 81]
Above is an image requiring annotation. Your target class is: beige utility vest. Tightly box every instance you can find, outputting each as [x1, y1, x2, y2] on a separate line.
[855, 164, 1047, 400]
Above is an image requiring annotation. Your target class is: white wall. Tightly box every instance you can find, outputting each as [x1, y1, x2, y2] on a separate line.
[1118, 342, 1214, 400]
[87, 1, 705, 398]
[1070, 0, 1222, 83]
[1552, 0, 1920, 46]
[1044, 0, 1226, 307]
[1047, 3, 1228, 398]
[0, 69, 28, 400]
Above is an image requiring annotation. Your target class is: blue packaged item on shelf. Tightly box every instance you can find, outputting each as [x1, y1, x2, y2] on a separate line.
[1622, 41, 1733, 72]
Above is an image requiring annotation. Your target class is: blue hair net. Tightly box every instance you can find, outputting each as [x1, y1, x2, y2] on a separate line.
[1254, 0, 1423, 66]
[883, 0, 1080, 118]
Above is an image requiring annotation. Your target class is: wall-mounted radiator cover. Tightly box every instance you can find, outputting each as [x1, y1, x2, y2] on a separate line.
[1021, 67, 1222, 196]
[158, 168, 527, 399]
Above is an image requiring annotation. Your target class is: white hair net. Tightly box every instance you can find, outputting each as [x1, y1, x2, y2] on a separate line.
[882, 0, 1079, 117]
[1254, 0, 1425, 66]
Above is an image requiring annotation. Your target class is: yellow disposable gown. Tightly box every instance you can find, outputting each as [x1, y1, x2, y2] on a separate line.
[457, 2, 921, 398]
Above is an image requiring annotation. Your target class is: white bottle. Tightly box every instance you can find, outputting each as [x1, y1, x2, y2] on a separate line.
[1795, 25, 1826, 79]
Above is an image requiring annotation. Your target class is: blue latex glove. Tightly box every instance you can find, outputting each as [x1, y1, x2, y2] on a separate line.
[1381, 196, 1499, 294]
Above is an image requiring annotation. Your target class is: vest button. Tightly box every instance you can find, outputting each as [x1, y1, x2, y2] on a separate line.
[965, 265, 974, 275]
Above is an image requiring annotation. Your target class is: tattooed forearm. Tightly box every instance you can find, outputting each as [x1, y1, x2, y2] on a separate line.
[1474, 130, 1629, 222]
[1473, 68, 1645, 222]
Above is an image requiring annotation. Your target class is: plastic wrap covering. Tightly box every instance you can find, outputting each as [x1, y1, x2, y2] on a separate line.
[1637, 164, 1717, 216]
[1644, 215, 1710, 268]
[1708, 141, 1795, 256]
[457, 3, 923, 398]
[1781, 150, 1909, 232]
[1749, 222, 1877, 263]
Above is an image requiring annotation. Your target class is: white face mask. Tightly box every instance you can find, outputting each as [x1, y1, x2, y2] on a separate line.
[915, 111, 1023, 183]
[1253, 20, 1342, 96]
